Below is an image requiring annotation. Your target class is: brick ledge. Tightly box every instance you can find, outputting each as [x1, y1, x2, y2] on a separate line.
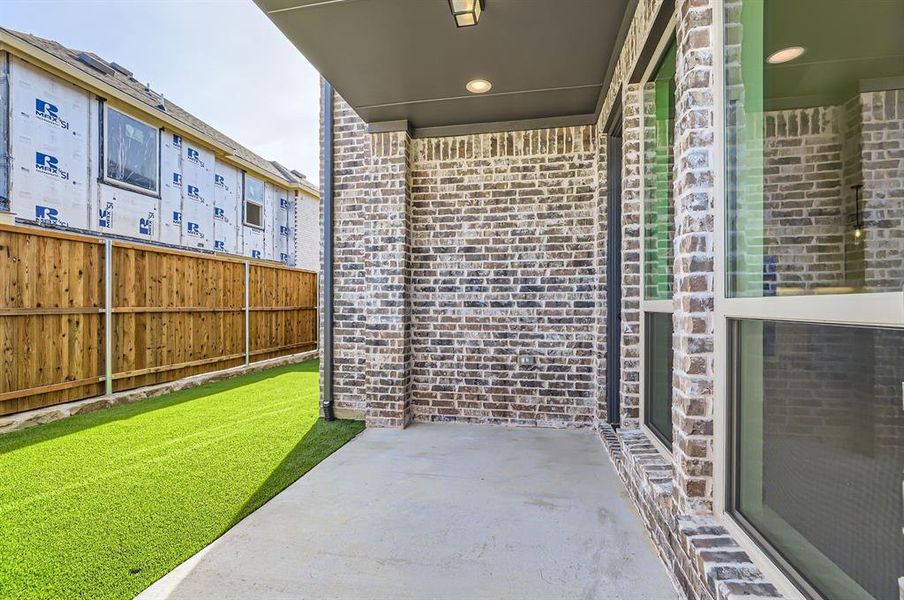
[599, 424, 782, 600]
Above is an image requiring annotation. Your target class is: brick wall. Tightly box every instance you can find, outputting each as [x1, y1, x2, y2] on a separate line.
[365, 131, 412, 428]
[730, 94, 903, 297]
[324, 101, 601, 428]
[594, 128, 610, 425]
[322, 92, 370, 417]
[861, 88, 904, 292]
[621, 83, 644, 429]
[408, 129, 598, 427]
[761, 107, 847, 294]
[295, 191, 320, 272]
[671, 0, 717, 515]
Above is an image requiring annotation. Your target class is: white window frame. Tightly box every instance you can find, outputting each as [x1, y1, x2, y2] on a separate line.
[102, 104, 160, 196]
[242, 174, 265, 230]
[638, 19, 678, 458]
[710, 1, 904, 597]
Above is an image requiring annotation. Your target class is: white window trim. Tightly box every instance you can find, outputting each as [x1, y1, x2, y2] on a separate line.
[638, 19, 678, 457]
[242, 198, 265, 230]
[710, 1, 903, 597]
[102, 104, 160, 197]
[242, 174, 266, 230]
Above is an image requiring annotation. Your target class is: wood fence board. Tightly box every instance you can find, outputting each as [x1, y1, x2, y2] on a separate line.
[1, 224, 317, 416]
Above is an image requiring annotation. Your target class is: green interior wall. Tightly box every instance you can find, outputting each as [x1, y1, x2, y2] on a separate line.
[644, 41, 677, 301]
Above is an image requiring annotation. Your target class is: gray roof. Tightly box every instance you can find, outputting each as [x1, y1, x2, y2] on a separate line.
[2, 27, 315, 190]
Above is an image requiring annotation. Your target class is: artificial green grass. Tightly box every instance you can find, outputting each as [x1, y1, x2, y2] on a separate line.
[0, 360, 364, 599]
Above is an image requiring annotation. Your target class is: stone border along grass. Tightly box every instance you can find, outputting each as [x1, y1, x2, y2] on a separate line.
[0, 350, 321, 435]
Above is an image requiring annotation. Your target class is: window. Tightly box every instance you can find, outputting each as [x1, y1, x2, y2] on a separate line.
[644, 40, 677, 301]
[644, 312, 673, 448]
[731, 320, 904, 600]
[641, 37, 677, 451]
[723, 2, 904, 598]
[725, 0, 904, 299]
[243, 175, 264, 228]
[103, 106, 159, 194]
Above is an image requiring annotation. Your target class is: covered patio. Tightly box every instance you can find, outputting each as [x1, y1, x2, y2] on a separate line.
[212, 0, 903, 598]
[140, 423, 676, 599]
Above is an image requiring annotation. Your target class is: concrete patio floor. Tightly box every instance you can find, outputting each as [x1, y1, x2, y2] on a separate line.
[140, 422, 677, 599]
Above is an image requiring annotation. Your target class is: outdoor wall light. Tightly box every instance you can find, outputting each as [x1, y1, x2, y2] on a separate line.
[466, 79, 492, 94]
[449, 0, 485, 27]
[767, 46, 806, 64]
[851, 184, 864, 240]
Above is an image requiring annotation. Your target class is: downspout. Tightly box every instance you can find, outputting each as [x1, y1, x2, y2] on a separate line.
[321, 80, 335, 421]
[0, 52, 10, 211]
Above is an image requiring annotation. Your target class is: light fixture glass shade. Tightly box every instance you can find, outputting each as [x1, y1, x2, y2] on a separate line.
[766, 46, 806, 64]
[450, 0, 484, 27]
[466, 79, 492, 94]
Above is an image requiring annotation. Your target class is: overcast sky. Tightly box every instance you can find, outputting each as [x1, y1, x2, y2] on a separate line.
[3, 0, 321, 184]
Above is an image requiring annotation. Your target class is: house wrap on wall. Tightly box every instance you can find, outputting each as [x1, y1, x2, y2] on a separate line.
[0, 28, 320, 269]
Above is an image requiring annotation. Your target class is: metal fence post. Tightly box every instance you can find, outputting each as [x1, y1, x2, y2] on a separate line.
[104, 239, 113, 395]
[244, 261, 250, 366]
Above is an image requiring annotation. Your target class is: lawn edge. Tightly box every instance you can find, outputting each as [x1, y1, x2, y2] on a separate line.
[0, 350, 320, 436]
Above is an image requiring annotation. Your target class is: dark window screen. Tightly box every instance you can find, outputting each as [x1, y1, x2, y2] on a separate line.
[733, 320, 904, 599]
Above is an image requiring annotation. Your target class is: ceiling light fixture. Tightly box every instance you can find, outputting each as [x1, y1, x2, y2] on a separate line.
[449, 0, 484, 28]
[767, 46, 806, 64]
[466, 79, 492, 94]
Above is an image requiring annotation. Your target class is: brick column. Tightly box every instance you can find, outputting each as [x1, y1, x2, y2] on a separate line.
[672, 0, 717, 513]
[594, 129, 609, 425]
[364, 130, 412, 428]
[620, 84, 644, 428]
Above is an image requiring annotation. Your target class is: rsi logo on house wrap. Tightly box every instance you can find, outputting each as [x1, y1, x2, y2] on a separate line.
[279, 198, 290, 210]
[214, 174, 229, 191]
[139, 214, 154, 236]
[35, 152, 69, 180]
[251, 250, 262, 259]
[187, 185, 204, 201]
[213, 206, 228, 222]
[279, 225, 290, 238]
[172, 211, 182, 225]
[99, 201, 114, 229]
[186, 221, 203, 238]
[35, 99, 69, 129]
[172, 133, 183, 148]
[172, 172, 182, 187]
[214, 240, 226, 251]
[186, 147, 205, 168]
[280, 253, 290, 263]
[35, 205, 69, 226]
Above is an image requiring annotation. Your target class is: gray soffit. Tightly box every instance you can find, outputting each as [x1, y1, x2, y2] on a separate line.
[255, 0, 635, 133]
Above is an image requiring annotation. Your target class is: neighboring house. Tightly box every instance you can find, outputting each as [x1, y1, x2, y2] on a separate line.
[291, 172, 320, 272]
[0, 28, 320, 267]
[258, 0, 904, 599]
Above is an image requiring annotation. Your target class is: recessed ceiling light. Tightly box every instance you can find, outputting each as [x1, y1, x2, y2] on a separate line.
[466, 79, 492, 94]
[767, 46, 806, 64]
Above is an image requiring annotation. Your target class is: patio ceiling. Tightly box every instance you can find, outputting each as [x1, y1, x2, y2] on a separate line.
[254, 0, 635, 134]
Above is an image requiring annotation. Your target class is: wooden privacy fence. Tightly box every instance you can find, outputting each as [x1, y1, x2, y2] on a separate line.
[0, 224, 318, 416]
